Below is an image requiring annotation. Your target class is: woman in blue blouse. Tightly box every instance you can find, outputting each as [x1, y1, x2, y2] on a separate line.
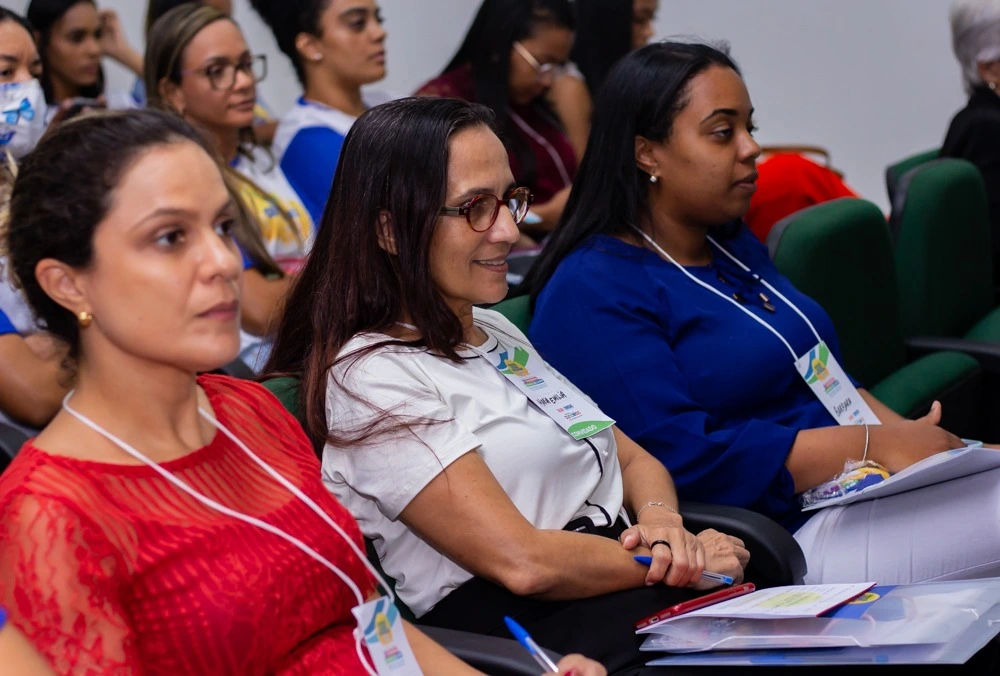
[527, 41, 1000, 585]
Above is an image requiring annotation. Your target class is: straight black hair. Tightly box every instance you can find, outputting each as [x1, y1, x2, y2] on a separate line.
[264, 97, 498, 451]
[526, 41, 741, 304]
[570, 0, 632, 96]
[26, 0, 104, 104]
[248, 0, 331, 87]
[441, 0, 574, 189]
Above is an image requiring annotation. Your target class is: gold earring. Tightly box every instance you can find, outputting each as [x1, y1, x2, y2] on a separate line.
[78, 311, 93, 328]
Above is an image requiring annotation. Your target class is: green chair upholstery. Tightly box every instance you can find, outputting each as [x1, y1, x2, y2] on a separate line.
[490, 295, 532, 334]
[892, 159, 1000, 341]
[885, 147, 938, 207]
[768, 198, 981, 424]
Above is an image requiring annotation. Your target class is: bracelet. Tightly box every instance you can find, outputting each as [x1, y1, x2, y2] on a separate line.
[861, 423, 871, 463]
[636, 501, 680, 521]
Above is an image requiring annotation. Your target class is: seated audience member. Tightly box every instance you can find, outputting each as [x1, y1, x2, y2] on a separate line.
[0, 607, 55, 676]
[527, 41, 1000, 586]
[744, 152, 859, 242]
[264, 96, 748, 674]
[417, 0, 577, 236]
[0, 108, 602, 676]
[549, 0, 658, 158]
[943, 0, 1000, 273]
[0, 8, 72, 433]
[249, 0, 392, 224]
[147, 4, 309, 367]
[138, 0, 278, 145]
[27, 0, 142, 111]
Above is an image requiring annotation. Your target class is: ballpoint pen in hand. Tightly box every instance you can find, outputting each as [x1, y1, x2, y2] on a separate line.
[504, 615, 560, 674]
[633, 555, 735, 585]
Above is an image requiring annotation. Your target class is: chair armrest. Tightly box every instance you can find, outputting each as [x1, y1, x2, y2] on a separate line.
[419, 625, 562, 676]
[905, 336, 1000, 373]
[679, 501, 807, 587]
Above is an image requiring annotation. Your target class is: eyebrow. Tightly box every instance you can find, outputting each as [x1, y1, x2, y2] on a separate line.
[200, 50, 251, 65]
[340, 7, 371, 19]
[0, 55, 16, 63]
[451, 182, 518, 204]
[701, 107, 755, 123]
[132, 201, 233, 230]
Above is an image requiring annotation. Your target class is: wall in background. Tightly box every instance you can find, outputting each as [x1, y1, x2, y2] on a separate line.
[5, 0, 965, 209]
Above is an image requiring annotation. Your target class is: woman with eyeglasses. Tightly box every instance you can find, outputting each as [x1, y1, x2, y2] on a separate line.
[416, 0, 577, 238]
[146, 4, 312, 368]
[264, 96, 748, 673]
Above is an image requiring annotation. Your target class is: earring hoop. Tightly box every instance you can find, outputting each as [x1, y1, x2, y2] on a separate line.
[78, 311, 93, 329]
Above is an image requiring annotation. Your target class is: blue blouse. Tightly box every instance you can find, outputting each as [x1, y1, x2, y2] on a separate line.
[530, 226, 856, 528]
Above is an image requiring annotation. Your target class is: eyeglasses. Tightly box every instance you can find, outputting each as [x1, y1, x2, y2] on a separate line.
[513, 42, 566, 79]
[439, 187, 534, 232]
[181, 54, 268, 91]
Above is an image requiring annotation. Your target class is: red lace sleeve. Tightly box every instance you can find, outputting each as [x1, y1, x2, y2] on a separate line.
[0, 491, 141, 675]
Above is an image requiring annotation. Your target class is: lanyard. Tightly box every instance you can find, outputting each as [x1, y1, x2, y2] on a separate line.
[510, 110, 573, 188]
[632, 226, 822, 361]
[62, 392, 396, 676]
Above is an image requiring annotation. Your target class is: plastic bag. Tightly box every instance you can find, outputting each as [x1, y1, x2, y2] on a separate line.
[800, 459, 891, 508]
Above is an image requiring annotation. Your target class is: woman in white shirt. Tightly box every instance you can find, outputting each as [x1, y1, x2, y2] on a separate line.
[264, 96, 748, 674]
[145, 4, 308, 368]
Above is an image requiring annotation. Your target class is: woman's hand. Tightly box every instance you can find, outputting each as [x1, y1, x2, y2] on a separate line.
[691, 529, 749, 590]
[98, 10, 143, 75]
[870, 408, 964, 473]
[547, 654, 607, 676]
[619, 514, 706, 587]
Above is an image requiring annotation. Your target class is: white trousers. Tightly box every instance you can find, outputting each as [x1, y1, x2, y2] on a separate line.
[793, 468, 1000, 584]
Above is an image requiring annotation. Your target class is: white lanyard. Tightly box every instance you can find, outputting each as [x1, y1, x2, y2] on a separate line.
[632, 226, 822, 361]
[510, 110, 573, 188]
[62, 392, 418, 676]
[397, 322, 615, 440]
[632, 226, 880, 426]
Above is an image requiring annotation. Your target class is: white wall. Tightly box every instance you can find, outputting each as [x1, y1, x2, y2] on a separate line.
[6, 0, 965, 209]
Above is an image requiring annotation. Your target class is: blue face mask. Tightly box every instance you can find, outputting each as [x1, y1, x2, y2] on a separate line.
[0, 79, 47, 160]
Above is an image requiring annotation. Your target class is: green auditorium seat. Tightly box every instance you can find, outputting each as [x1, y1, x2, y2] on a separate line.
[885, 147, 938, 207]
[768, 198, 982, 433]
[490, 294, 532, 334]
[890, 159, 1000, 343]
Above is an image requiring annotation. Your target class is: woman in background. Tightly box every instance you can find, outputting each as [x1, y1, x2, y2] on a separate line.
[417, 0, 576, 236]
[250, 0, 391, 224]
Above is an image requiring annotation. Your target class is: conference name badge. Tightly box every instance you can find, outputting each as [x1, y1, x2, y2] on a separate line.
[491, 344, 615, 440]
[352, 597, 422, 675]
[795, 341, 881, 426]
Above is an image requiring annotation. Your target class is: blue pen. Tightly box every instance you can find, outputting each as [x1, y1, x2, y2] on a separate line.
[504, 616, 560, 674]
[633, 555, 735, 585]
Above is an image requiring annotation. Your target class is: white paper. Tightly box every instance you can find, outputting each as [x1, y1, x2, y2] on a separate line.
[802, 446, 1000, 511]
[638, 583, 874, 633]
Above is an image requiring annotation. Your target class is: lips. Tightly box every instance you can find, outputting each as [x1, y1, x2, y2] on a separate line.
[734, 171, 759, 187]
[199, 300, 239, 320]
[474, 258, 509, 273]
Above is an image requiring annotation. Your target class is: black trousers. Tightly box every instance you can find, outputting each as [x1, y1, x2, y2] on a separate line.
[419, 519, 1000, 675]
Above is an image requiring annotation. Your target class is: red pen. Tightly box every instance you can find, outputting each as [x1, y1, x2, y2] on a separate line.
[634, 582, 756, 630]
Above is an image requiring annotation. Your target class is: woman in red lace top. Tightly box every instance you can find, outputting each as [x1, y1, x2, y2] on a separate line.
[0, 109, 602, 676]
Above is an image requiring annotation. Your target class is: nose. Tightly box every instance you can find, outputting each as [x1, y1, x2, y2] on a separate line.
[202, 229, 242, 283]
[742, 132, 762, 162]
[232, 65, 255, 92]
[372, 21, 387, 42]
[85, 36, 102, 58]
[489, 204, 522, 246]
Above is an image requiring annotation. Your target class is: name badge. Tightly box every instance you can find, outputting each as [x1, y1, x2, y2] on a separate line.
[795, 341, 881, 426]
[489, 344, 615, 440]
[352, 597, 422, 675]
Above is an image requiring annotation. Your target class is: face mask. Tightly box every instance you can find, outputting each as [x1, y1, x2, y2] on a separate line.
[0, 79, 48, 160]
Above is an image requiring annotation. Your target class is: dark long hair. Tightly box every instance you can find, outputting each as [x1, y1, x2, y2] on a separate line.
[441, 0, 574, 189]
[146, 0, 203, 38]
[263, 97, 497, 451]
[525, 41, 741, 304]
[26, 0, 104, 104]
[570, 0, 632, 96]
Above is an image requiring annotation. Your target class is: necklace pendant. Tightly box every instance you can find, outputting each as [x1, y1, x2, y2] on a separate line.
[732, 292, 747, 304]
[763, 300, 777, 313]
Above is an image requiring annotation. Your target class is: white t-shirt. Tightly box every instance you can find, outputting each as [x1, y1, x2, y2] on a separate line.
[322, 308, 624, 617]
